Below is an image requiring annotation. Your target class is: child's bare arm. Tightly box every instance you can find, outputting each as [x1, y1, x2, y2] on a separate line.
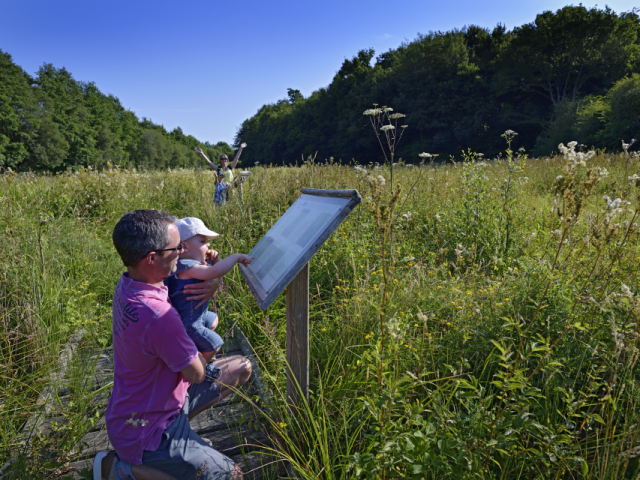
[179, 254, 253, 281]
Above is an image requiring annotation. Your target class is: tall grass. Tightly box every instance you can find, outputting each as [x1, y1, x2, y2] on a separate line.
[1, 146, 639, 478]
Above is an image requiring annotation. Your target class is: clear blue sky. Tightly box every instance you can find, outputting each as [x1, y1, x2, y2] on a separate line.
[2, 0, 638, 146]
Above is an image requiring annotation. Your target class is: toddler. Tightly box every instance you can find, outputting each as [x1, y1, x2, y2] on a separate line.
[165, 217, 253, 367]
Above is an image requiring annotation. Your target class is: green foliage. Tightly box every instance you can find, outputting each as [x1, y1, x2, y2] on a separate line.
[236, 6, 640, 163]
[3, 149, 640, 477]
[0, 51, 224, 172]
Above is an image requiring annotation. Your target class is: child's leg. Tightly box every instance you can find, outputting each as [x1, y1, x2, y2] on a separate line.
[203, 310, 219, 331]
[190, 314, 224, 363]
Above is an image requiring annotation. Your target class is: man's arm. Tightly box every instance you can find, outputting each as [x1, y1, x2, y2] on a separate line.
[230, 142, 247, 170]
[181, 352, 207, 384]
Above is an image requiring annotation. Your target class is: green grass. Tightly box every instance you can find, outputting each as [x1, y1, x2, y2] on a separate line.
[1, 149, 640, 479]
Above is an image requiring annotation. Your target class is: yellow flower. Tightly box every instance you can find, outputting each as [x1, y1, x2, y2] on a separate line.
[278, 422, 287, 428]
[321, 328, 327, 332]
[393, 279, 399, 283]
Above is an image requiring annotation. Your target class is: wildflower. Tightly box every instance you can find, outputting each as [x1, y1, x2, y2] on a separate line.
[502, 130, 518, 140]
[401, 125, 408, 129]
[402, 212, 412, 220]
[604, 195, 623, 211]
[380, 125, 395, 132]
[383, 107, 393, 112]
[419, 153, 433, 158]
[363, 108, 382, 115]
[629, 174, 640, 186]
[621, 284, 634, 301]
[435, 213, 442, 222]
[354, 165, 368, 174]
[377, 175, 386, 186]
[389, 113, 406, 119]
[622, 139, 636, 153]
[388, 315, 404, 341]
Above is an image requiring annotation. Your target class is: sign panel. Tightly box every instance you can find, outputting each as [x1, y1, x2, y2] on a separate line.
[240, 189, 361, 310]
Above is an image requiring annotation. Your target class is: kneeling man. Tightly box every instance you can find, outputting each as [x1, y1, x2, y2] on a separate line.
[95, 209, 251, 480]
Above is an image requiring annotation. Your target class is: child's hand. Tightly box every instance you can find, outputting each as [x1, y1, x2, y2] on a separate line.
[205, 249, 220, 264]
[237, 254, 254, 267]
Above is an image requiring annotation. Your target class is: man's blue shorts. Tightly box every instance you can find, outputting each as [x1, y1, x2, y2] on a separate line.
[139, 380, 234, 479]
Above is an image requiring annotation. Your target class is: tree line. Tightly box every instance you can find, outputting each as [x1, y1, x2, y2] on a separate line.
[234, 5, 640, 163]
[0, 53, 234, 171]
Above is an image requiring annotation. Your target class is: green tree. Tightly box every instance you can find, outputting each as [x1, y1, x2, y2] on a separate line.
[0, 50, 35, 168]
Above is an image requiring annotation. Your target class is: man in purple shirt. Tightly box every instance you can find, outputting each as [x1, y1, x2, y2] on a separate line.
[95, 210, 251, 480]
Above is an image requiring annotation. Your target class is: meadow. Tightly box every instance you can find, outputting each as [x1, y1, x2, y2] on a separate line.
[1, 139, 640, 479]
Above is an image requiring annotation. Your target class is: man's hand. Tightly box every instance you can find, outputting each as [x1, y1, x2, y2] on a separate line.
[183, 278, 220, 309]
[240, 142, 247, 149]
[194, 147, 203, 154]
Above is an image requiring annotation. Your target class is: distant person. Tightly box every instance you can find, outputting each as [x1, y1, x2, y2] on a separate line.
[96, 209, 251, 480]
[194, 143, 247, 205]
[166, 217, 253, 366]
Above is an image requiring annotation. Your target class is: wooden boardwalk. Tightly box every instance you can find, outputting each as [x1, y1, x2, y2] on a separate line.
[20, 327, 276, 479]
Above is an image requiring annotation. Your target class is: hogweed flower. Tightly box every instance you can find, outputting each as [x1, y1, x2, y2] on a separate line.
[502, 129, 518, 140]
[377, 175, 386, 186]
[380, 125, 395, 132]
[363, 108, 382, 116]
[389, 113, 406, 119]
[622, 139, 636, 153]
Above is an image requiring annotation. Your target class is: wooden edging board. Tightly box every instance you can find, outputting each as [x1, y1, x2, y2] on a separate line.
[240, 188, 361, 311]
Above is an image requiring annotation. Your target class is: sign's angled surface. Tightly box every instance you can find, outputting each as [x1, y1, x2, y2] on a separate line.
[240, 189, 361, 309]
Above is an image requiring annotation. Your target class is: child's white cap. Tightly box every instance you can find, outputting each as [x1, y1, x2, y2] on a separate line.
[175, 217, 219, 241]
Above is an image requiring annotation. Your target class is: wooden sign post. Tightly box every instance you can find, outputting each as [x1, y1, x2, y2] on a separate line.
[286, 263, 309, 404]
[240, 189, 361, 407]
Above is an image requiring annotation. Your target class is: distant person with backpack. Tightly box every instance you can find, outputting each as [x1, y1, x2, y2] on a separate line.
[194, 144, 247, 205]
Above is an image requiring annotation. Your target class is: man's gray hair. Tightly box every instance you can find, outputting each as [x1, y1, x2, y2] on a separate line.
[112, 210, 177, 267]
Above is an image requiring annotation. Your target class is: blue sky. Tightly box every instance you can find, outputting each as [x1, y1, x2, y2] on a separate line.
[2, 0, 638, 145]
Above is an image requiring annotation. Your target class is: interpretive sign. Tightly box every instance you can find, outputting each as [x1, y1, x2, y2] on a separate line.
[240, 188, 361, 310]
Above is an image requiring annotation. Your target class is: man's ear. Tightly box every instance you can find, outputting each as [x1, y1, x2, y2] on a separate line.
[146, 252, 157, 265]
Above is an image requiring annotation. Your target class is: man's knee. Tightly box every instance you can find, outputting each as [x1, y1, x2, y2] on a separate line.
[242, 357, 252, 376]
[230, 463, 244, 479]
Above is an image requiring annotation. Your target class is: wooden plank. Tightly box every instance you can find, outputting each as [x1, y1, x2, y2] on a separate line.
[199, 423, 270, 458]
[286, 263, 309, 405]
[41, 325, 274, 479]
[189, 401, 256, 435]
[234, 327, 271, 407]
[65, 442, 274, 480]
